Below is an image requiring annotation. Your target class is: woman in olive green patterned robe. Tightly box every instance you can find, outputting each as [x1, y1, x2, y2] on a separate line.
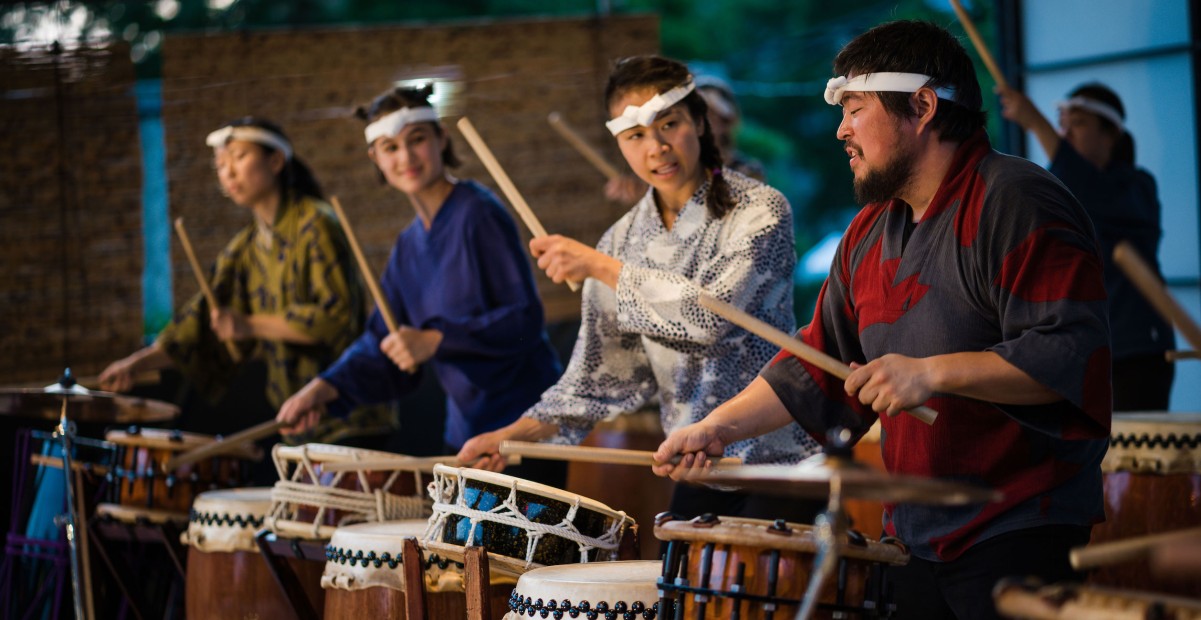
[100, 117, 395, 444]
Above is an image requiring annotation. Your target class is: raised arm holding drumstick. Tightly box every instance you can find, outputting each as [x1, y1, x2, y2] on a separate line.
[275, 85, 564, 486]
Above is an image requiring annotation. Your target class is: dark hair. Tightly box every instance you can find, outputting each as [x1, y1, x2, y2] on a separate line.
[604, 55, 735, 219]
[354, 84, 461, 170]
[1069, 82, 1135, 165]
[218, 116, 324, 203]
[833, 20, 987, 144]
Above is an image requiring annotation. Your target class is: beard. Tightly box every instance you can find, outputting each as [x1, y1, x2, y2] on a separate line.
[851, 134, 916, 205]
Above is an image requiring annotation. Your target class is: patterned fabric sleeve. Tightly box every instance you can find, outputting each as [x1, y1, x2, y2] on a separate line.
[614, 186, 794, 345]
[156, 228, 255, 401]
[279, 201, 361, 348]
[761, 215, 881, 443]
[523, 226, 659, 444]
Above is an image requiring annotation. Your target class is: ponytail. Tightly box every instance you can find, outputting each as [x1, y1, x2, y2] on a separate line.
[695, 111, 734, 218]
[283, 156, 324, 203]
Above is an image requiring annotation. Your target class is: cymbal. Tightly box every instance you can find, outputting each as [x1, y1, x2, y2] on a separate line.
[0, 386, 179, 424]
[692, 457, 1003, 506]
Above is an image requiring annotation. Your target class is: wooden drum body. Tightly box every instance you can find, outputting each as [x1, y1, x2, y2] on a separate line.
[106, 427, 257, 514]
[1088, 413, 1201, 596]
[503, 561, 663, 619]
[183, 487, 324, 620]
[423, 464, 636, 578]
[322, 520, 513, 619]
[656, 515, 909, 619]
[265, 443, 433, 540]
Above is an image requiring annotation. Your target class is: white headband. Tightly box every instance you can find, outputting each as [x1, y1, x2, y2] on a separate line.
[698, 87, 735, 119]
[824, 72, 957, 106]
[364, 106, 441, 145]
[206, 126, 293, 160]
[605, 78, 696, 135]
[1057, 97, 1125, 133]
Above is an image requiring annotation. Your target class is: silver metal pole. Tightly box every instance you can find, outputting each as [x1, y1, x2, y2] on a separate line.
[56, 397, 87, 620]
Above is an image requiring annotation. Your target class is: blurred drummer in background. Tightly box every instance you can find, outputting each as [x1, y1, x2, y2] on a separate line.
[276, 86, 564, 483]
[100, 117, 396, 447]
[997, 82, 1175, 411]
[459, 55, 821, 522]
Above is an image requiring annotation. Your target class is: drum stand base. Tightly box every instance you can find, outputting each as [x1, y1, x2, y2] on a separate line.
[88, 512, 188, 619]
[254, 530, 326, 620]
[0, 532, 70, 620]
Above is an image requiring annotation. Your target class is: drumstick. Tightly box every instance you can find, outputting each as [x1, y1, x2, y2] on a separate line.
[174, 218, 242, 363]
[949, 0, 1010, 90]
[1165, 350, 1201, 362]
[499, 440, 744, 468]
[698, 294, 939, 426]
[547, 112, 621, 180]
[318, 455, 463, 472]
[78, 370, 160, 390]
[1070, 526, 1201, 570]
[1114, 241, 1201, 353]
[991, 582, 1065, 619]
[330, 197, 416, 374]
[456, 117, 581, 292]
[329, 197, 400, 335]
[161, 418, 284, 473]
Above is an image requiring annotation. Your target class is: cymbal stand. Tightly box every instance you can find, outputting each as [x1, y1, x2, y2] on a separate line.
[795, 432, 853, 620]
[50, 371, 90, 620]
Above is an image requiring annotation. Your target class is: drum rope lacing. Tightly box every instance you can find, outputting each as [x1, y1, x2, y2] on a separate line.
[425, 469, 629, 570]
[265, 444, 430, 539]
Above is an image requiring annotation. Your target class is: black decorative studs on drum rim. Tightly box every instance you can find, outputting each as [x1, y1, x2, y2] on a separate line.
[188, 510, 265, 529]
[507, 590, 659, 619]
[323, 545, 464, 572]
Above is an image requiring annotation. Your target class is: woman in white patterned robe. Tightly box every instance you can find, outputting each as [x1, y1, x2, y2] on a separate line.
[458, 55, 820, 520]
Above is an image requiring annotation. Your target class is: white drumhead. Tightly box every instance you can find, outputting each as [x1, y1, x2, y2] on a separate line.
[322, 519, 480, 593]
[505, 561, 662, 619]
[327, 519, 432, 550]
[186, 487, 273, 553]
[191, 487, 274, 515]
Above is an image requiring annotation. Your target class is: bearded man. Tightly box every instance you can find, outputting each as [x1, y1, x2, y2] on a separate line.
[653, 20, 1112, 620]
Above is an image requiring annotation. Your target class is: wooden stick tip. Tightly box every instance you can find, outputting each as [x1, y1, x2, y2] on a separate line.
[547, 111, 561, 123]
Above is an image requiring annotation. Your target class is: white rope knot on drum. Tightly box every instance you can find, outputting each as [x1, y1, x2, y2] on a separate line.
[424, 470, 627, 570]
[266, 444, 429, 539]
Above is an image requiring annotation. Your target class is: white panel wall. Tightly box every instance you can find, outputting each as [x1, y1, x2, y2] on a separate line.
[1022, 0, 1199, 411]
[1024, 0, 1189, 64]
